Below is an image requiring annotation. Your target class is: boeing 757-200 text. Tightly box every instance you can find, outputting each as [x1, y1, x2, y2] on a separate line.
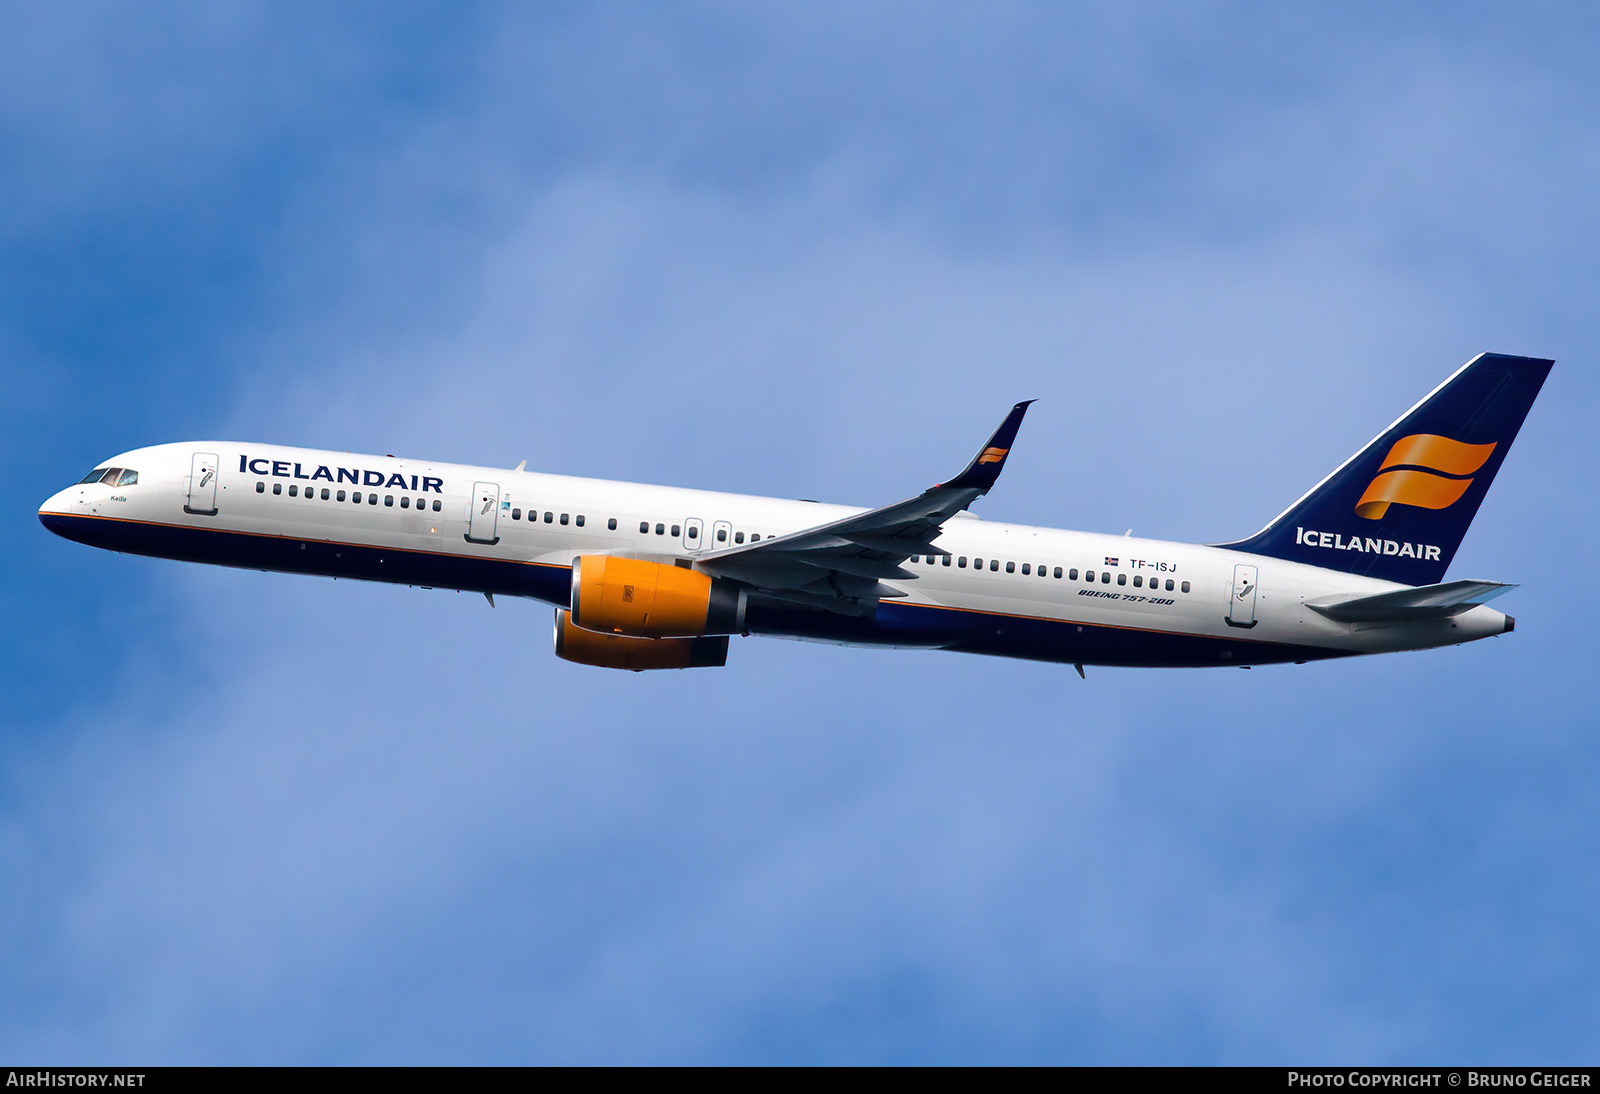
[39, 353, 1550, 671]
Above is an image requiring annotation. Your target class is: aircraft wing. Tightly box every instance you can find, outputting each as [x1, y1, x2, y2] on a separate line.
[697, 401, 1034, 615]
[1305, 579, 1515, 623]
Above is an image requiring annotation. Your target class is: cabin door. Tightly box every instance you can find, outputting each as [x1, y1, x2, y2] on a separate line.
[466, 481, 501, 544]
[682, 517, 704, 553]
[1227, 563, 1259, 628]
[185, 451, 219, 515]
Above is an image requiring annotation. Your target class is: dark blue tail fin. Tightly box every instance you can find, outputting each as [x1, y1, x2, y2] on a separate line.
[1217, 353, 1552, 585]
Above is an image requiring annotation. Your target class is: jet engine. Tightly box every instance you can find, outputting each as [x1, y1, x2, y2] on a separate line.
[554, 609, 728, 671]
[570, 555, 745, 638]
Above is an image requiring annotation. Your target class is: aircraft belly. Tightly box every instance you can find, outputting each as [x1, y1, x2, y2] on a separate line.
[742, 598, 1346, 668]
[36, 512, 573, 603]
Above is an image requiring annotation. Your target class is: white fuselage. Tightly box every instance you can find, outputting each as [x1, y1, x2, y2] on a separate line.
[38, 441, 1514, 668]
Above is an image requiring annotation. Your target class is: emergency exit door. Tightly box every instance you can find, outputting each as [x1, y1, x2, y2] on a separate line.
[184, 451, 219, 515]
[1227, 563, 1259, 628]
[466, 481, 501, 544]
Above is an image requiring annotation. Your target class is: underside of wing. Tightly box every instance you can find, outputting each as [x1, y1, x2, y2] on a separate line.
[697, 401, 1034, 615]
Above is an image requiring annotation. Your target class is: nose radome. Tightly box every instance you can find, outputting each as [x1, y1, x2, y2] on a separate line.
[38, 487, 74, 517]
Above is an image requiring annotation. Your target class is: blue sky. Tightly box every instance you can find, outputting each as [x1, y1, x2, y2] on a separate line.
[3, 2, 1598, 1064]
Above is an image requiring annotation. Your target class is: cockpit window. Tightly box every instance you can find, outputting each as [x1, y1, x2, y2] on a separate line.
[76, 467, 139, 486]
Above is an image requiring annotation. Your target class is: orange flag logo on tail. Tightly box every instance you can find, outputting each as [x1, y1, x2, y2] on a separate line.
[1354, 435, 1497, 520]
[977, 447, 1009, 465]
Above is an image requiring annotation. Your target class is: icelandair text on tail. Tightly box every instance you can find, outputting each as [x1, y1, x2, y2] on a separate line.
[1296, 527, 1442, 562]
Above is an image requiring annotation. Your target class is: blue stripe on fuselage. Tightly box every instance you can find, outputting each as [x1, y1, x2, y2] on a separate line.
[37, 511, 572, 604]
[39, 513, 1344, 668]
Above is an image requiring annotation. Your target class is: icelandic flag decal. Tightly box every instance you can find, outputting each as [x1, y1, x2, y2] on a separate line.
[1104, 557, 1119, 566]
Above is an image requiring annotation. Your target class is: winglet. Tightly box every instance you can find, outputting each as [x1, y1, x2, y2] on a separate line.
[938, 400, 1035, 493]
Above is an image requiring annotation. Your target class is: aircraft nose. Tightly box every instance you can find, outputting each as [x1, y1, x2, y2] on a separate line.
[38, 487, 78, 534]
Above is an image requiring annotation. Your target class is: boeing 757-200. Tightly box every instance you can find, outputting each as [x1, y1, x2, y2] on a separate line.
[38, 353, 1550, 671]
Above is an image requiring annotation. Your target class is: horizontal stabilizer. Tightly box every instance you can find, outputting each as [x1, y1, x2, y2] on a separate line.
[1306, 579, 1515, 623]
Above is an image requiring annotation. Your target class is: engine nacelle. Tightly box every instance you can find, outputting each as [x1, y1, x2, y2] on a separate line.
[570, 555, 745, 638]
[554, 609, 728, 671]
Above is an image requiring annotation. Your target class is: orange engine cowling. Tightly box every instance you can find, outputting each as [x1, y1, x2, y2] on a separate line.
[570, 555, 745, 638]
[554, 609, 728, 671]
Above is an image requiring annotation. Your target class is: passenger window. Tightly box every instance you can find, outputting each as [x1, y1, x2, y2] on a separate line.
[256, 482, 265, 493]
[117, 469, 138, 486]
[368, 493, 377, 505]
[655, 523, 665, 535]
[1055, 567, 1064, 579]
[1133, 575, 1142, 587]
[289, 485, 298, 497]
[273, 483, 282, 495]
[385, 495, 394, 507]
[1117, 573, 1127, 586]
[512, 508, 520, 520]
[608, 518, 617, 530]
[337, 490, 346, 501]
[751, 534, 761, 542]
[717, 528, 727, 542]
[958, 557, 968, 568]
[734, 532, 745, 544]
[640, 522, 649, 533]
[991, 559, 1000, 572]
[545, 512, 554, 523]
[401, 496, 410, 508]
[560, 513, 569, 525]
[322, 488, 331, 500]
[687, 525, 698, 539]
[1084, 570, 1094, 582]
[1180, 580, 1190, 593]
[1020, 563, 1030, 575]
[576, 515, 585, 527]
[432, 500, 441, 512]
[943, 555, 952, 566]
[671, 524, 680, 536]
[1101, 572, 1111, 584]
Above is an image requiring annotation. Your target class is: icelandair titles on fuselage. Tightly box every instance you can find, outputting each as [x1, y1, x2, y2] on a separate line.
[1296, 526, 1441, 562]
[240, 455, 443, 493]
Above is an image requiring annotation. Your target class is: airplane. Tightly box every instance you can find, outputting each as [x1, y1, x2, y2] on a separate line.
[37, 352, 1551, 673]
